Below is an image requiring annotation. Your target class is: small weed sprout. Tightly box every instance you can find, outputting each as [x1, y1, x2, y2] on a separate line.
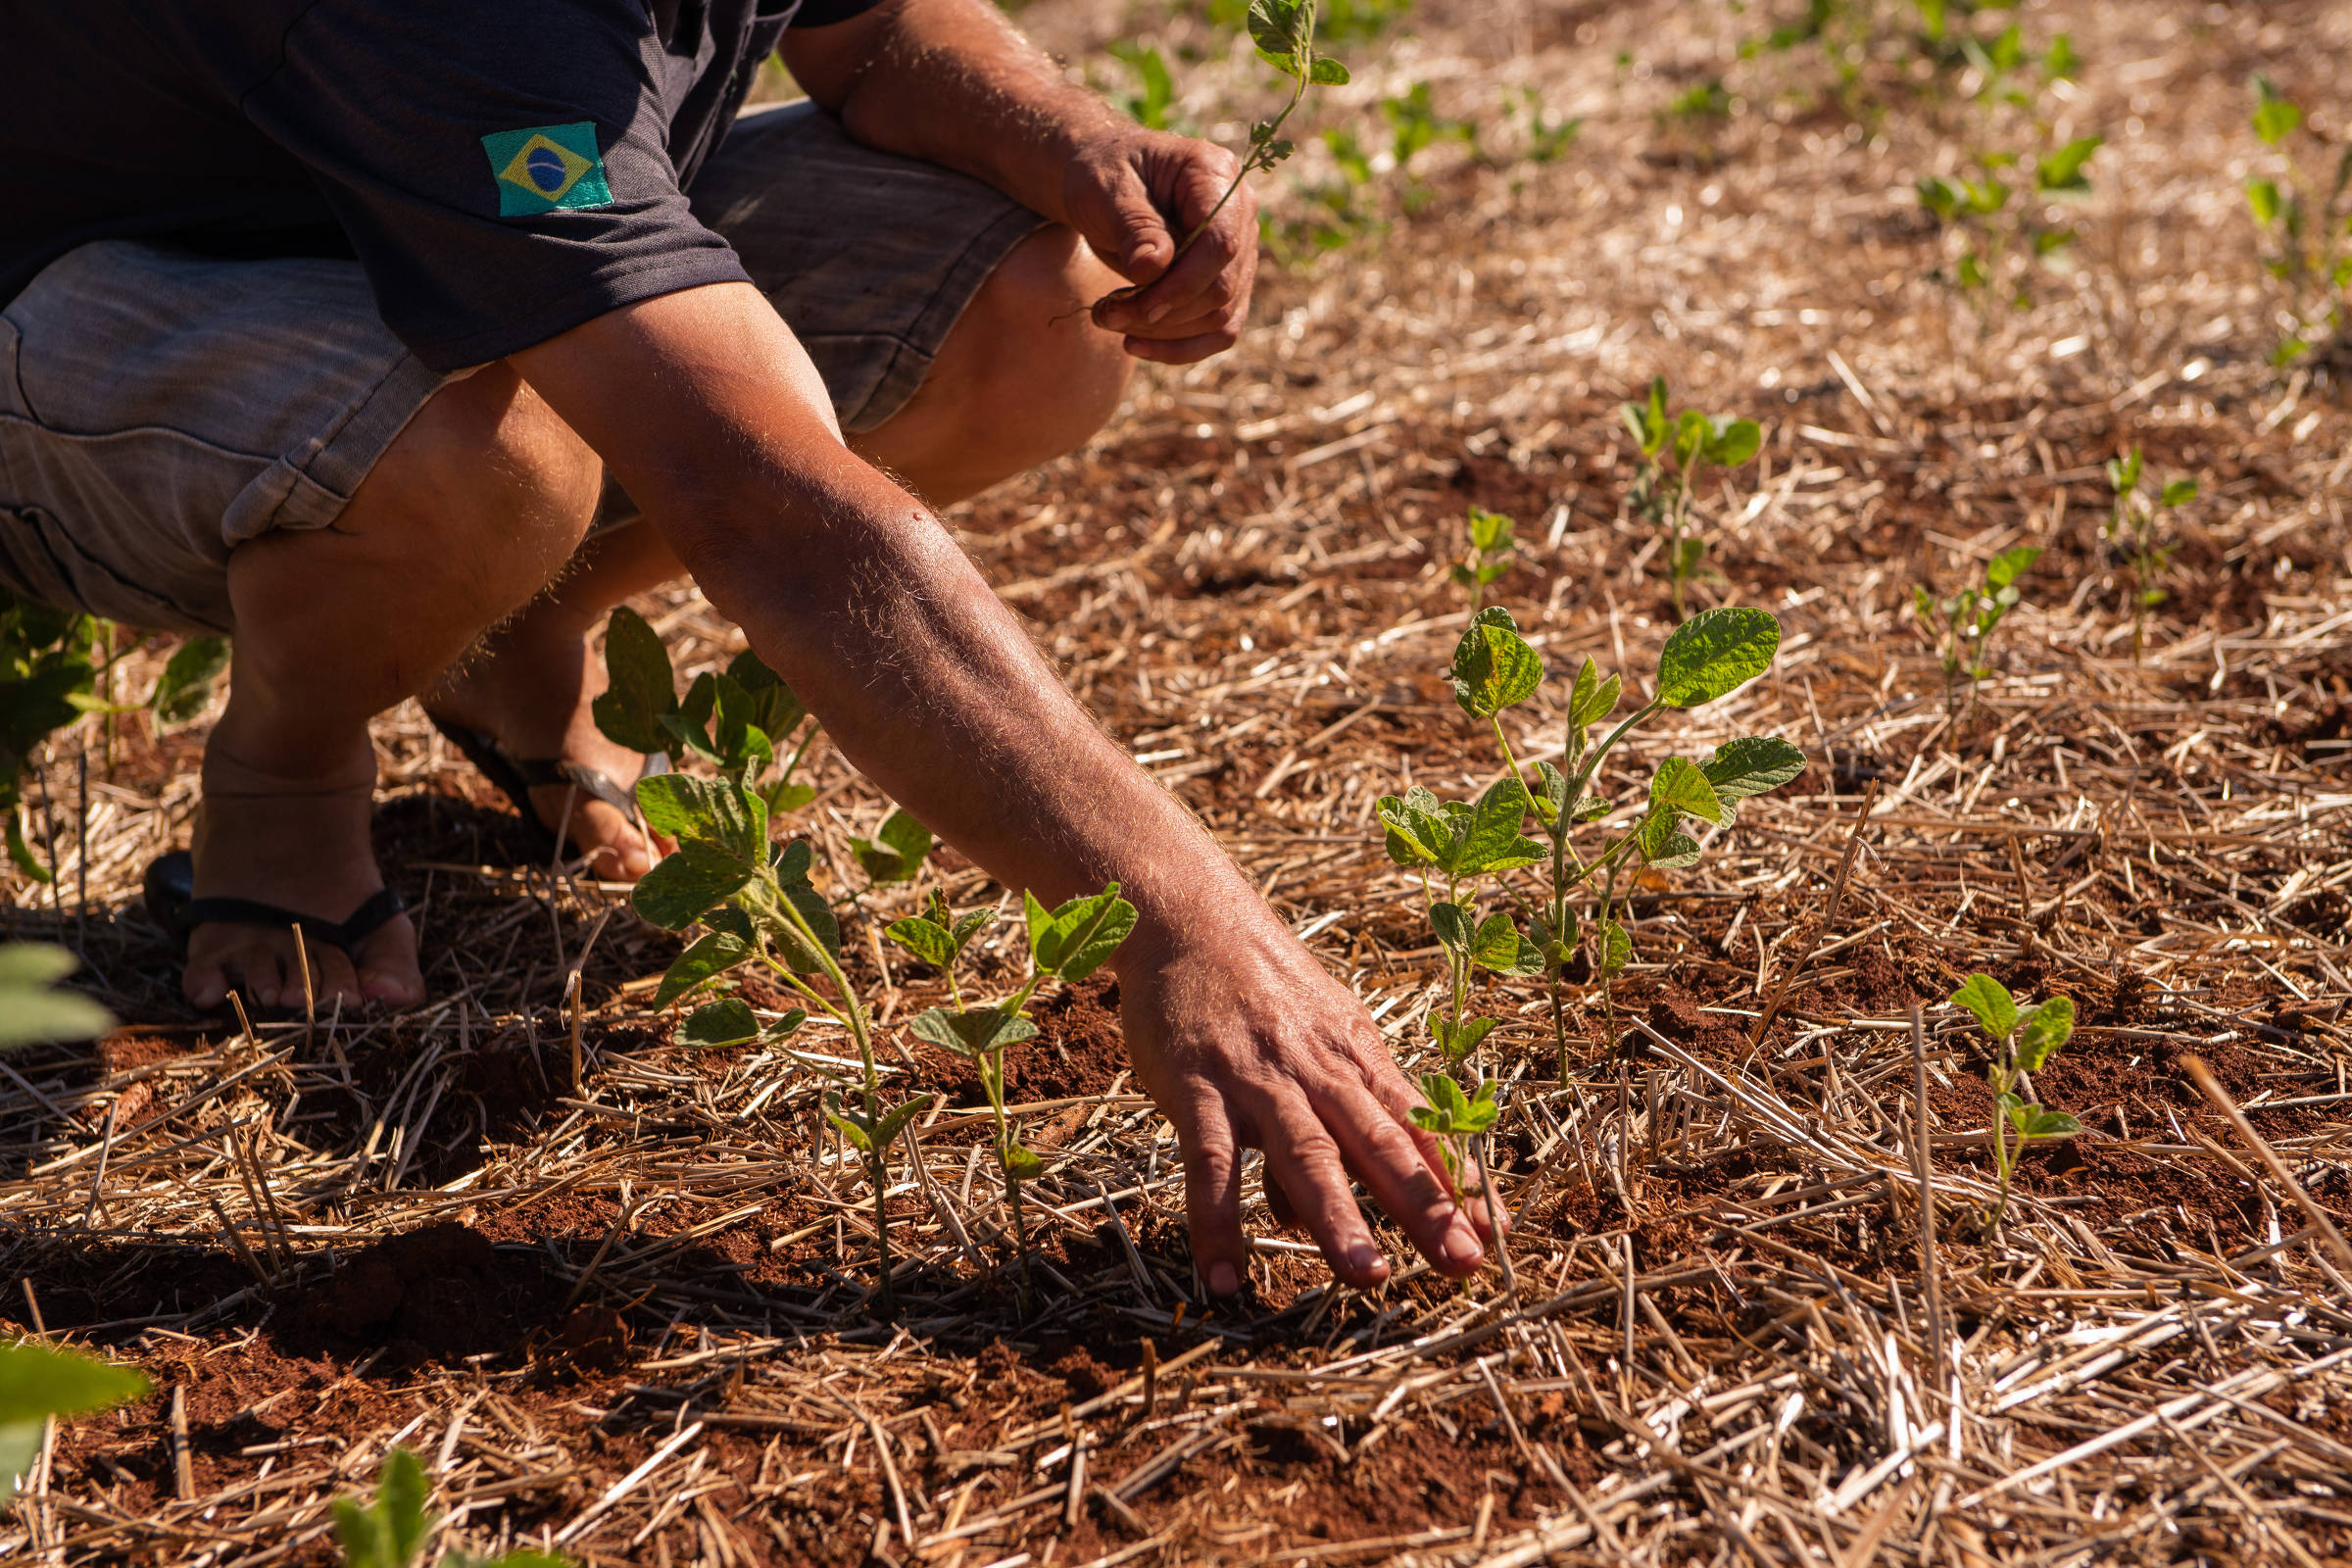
[0, 1339, 149, 1506]
[1450, 505, 1517, 612]
[1503, 86, 1581, 164]
[332, 1447, 564, 1568]
[1108, 41, 1178, 130]
[2103, 447, 2197, 661]
[2242, 75, 2351, 368]
[1408, 1071, 1498, 1199]
[1097, 0, 1347, 308]
[893, 884, 1135, 1308]
[1913, 544, 2039, 714]
[1949, 974, 2079, 1236]
[1620, 377, 1763, 620]
[594, 609, 937, 1319]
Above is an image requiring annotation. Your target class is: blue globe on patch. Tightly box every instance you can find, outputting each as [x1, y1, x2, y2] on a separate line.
[524, 146, 568, 192]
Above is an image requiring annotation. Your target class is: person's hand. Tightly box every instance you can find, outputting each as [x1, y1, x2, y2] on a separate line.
[1061, 127, 1259, 365]
[1113, 911, 1499, 1295]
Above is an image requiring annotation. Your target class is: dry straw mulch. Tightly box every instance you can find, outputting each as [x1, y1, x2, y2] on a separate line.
[6, 1, 2351, 1564]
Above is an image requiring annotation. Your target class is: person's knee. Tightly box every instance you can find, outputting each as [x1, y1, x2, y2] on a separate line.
[874, 224, 1132, 497]
[360, 363, 604, 601]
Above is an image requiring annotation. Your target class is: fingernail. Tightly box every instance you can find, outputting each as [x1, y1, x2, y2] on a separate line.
[1346, 1241, 1385, 1280]
[1146, 303, 1171, 325]
[1444, 1228, 1484, 1270]
[1208, 1260, 1241, 1296]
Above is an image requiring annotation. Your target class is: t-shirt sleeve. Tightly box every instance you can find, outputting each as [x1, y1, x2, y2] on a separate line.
[240, 0, 751, 371]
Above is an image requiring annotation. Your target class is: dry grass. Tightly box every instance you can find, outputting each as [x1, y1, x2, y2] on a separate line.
[5, 1, 2351, 1564]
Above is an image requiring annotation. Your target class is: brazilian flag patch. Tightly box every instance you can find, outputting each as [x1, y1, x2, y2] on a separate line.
[480, 122, 613, 216]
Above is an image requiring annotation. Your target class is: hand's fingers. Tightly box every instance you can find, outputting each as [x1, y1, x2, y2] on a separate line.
[1072, 166, 1178, 288]
[1314, 1073, 1486, 1276]
[1265, 1177, 1301, 1230]
[1121, 325, 1245, 366]
[1098, 158, 1253, 332]
[1259, 1096, 1391, 1289]
[1178, 1102, 1250, 1296]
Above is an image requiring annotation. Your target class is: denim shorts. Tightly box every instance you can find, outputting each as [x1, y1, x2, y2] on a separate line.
[0, 103, 1042, 634]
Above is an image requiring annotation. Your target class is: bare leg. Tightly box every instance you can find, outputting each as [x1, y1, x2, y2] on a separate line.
[185, 365, 602, 1009]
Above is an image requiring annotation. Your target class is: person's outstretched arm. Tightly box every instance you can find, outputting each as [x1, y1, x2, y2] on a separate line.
[784, 0, 1256, 365]
[514, 282, 1492, 1295]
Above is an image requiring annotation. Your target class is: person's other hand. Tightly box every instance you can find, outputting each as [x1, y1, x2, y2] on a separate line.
[1062, 128, 1259, 365]
[1114, 913, 1500, 1295]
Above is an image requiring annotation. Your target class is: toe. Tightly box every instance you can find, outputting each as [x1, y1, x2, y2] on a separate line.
[357, 915, 425, 1007]
[311, 942, 364, 1010]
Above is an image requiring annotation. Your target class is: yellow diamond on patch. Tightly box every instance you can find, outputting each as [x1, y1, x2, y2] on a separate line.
[498, 133, 595, 203]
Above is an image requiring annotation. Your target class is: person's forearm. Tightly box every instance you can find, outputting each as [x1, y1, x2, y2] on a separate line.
[787, 0, 1120, 225]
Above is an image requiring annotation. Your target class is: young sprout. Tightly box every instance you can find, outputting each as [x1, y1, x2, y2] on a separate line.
[1949, 973, 2079, 1237]
[1093, 0, 1347, 314]
[1449, 505, 1517, 612]
[2104, 447, 2197, 662]
[597, 609, 937, 1318]
[332, 1447, 565, 1568]
[1917, 133, 2102, 308]
[1913, 545, 2039, 717]
[2242, 76, 2350, 368]
[1408, 1071, 1499, 1198]
[1620, 378, 1762, 620]
[1108, 41, 1177, 131]
[896, 883, 1136, 1309]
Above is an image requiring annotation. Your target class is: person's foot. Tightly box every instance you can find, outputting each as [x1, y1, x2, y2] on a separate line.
[185, 738, 423, 1011]
[423, 617, 661, 881]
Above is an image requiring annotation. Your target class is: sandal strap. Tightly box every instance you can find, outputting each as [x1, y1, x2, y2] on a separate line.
[177, 887, 408, 955]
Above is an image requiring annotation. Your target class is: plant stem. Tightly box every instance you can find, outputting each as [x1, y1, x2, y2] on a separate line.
[981, 1053, 1032, 1313]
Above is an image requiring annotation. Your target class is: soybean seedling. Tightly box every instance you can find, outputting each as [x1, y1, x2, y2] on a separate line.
[893, 884, 1136, 1309]
[332, 1447, 565, 1568]
[1620, 378, 1763, 620]
[0, 1340, 148, 1507]
[2242, 76, 2351, 368]
[2104, 447, 2197, 661]
[1408, 1072, 1498, 1199]
[1092, 0, 1347, 316]
[598, 611, 938, 1318]
[1449, 505, 1517, 612]
[1913, 544, 2038, 717]
[1949, 973, 2078, 1237]
[1916, 134, 2101, 308]
[1108, 41, 1177, 131]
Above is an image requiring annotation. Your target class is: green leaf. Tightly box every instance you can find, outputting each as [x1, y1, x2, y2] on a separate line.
[1637, 819, 1701, 869]
[631, 844, 755, 931]
[1531, 760, 1568, 826]
[1004, 1143, 1047, 1180]
[1593, 919, 1632, 977]
[634, 773, 764, 867]
[592, 608, 677, 755]
[2245, 176, 2282, 224]
[2160, 478, 2199, 508]
[1699, 736, 1806, 808]
[2023, 1107, 2080, 1140]
[1655, 608, 1781, 709]
[824, 1095, 874, 1153]
[1467, 505, 1514, 555]
[147, 635, 229, 726]
[1452, 776, 1547, 877]
[2254, 92, 2302, 147]
[1309, 55, 1350, 84]
[0, 943, 112, 1048]
[768, 880, 841, 974]
[1648, 756, 1725, 825]
[875, 1095, 935, 1150]
[1702, 417, 1762, 467]
[908, 1006, 1038, 1059]
[1029, 883, 1137, 981]
[653, 927, 754, 1009]
[6, 811, 50, 885]
[2106, 447, 2142, 493]
[1418, 1071, 1471, 1122]
[1984, 545, 2041, 593]
[1450, 607, 1546, 718]
[852, 808, 934, 885]
[1673, 408, 1712, 470]
[2016, 996, 2075, 1071]
[1950, 973, 2018, 1040]
[2035, 135, 2102, 192]
[884, 916, 957, 970]
[332, 1447, 434, 1568]
[1434, 1015, 1497, 1063]
[724, 650, 806, 744]
[680, 999, 760, 1049]
[1377, 787, 1447, 867]
[0, 1340, 150, 1428]
[1566, 659, 1614, 728]
[1428, 900, 1474, 954]
[1471, 912, 1542, 975]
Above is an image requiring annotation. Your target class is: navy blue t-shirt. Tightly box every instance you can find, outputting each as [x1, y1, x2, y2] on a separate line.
[0, 0, 880, 370]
